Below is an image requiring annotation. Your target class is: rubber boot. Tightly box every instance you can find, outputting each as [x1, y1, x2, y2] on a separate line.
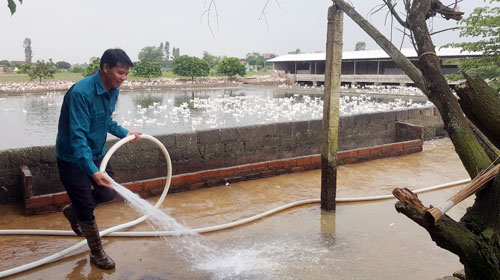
[79, 219, 115, 269]
[62, 204, 83, 236]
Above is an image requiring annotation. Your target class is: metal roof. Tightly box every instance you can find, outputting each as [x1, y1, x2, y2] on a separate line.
[267, 48, 481, 62]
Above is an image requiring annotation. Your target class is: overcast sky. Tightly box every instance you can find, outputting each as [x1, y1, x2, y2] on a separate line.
[0, 0, 488, 64]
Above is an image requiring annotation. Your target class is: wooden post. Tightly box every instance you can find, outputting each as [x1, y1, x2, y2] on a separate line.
[321, 5, 343, 211]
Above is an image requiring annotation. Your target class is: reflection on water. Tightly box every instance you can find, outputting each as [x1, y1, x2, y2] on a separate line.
[0, 87, 431, 150]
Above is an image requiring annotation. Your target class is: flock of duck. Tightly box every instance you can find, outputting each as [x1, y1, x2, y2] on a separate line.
[114, 91, 432, 133]
[0, 76, 289, 93]
[0, 83, 432, 135]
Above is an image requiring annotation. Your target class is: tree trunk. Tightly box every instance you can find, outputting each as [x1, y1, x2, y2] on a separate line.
[456, 73, 500, 150]
[321, 5, 343, 211]
[333, 0, 491, 177]
[466, 119, 500, 162]
[332, 0, 500, 278]
[405, 1, 500, 277]
[407, 0, 491, 178]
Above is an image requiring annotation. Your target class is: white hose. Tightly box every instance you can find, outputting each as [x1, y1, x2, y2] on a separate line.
[0, 134, 172, 278]
[0, 133, 471, 277]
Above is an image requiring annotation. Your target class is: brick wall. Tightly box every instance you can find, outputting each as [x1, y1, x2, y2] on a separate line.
[22, 139, 423, 215]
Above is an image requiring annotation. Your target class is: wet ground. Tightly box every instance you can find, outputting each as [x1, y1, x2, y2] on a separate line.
[0, 138, 472, 280]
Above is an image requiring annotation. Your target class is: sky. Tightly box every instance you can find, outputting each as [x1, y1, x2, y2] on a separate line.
[0, 0, 488, 64]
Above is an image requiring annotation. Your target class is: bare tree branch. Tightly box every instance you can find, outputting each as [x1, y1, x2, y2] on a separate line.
[273, 0, 282, 9]
[383, 0, 409, 28]
[368, 3, 387, 17]
[429, 26, 460, 35]
[201, 0, 281, 37]
[371, 0, 414, 56]
[258, 0, 282, 32]
[201, 0, 220, 39]
[446, 0, 464, 9]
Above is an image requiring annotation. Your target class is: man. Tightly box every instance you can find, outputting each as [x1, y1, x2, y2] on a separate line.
[56, 48, 141, 269]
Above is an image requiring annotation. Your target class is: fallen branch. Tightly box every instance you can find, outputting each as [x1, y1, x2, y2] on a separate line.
[392, 187, 427, 210]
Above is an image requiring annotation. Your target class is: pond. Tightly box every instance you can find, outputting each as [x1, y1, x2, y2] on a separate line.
[0, 86, 431, 150]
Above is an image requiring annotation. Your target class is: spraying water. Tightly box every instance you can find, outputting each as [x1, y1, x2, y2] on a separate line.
[111, 181, 194, 236]
[111, 181, 216, 260]
[111, 180, 275, 278]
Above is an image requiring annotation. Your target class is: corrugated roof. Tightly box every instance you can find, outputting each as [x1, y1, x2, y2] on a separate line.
[267, 48, 481, 62]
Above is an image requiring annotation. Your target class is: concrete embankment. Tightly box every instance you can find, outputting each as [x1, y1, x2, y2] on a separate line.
[0, 107, 444, 215]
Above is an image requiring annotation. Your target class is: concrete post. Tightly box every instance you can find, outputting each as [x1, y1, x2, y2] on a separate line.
[321, 5, 343, 211]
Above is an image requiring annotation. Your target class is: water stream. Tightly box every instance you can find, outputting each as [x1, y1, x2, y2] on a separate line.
[111, 180, 273, 278]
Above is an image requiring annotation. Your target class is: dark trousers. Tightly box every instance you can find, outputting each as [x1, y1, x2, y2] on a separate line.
[57, 157, 117, 221]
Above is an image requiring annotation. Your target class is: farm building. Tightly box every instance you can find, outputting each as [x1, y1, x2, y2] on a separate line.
[266, 48, 480, 87]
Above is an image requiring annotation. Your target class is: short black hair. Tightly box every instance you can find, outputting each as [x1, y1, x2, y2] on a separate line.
[100, 48, 134, 70]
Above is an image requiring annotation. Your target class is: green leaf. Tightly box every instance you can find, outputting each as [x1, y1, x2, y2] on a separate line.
[8, 0, 16, 15]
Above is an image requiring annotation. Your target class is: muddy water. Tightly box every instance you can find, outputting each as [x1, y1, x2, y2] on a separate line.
[0, 138, 471, 279]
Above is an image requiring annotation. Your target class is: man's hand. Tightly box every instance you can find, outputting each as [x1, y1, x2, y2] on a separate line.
[127, 131, 142, 143]
[92, 171, 113, 188]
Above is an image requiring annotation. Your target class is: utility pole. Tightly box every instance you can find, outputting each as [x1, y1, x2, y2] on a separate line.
[321, 4, 343, 211]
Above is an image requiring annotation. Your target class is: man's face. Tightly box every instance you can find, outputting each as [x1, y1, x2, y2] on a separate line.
[102, 63, 130, 89]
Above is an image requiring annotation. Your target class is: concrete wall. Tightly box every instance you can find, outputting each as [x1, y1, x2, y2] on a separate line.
[23, 139, 424, 216]
[0, 107, 444, 204]
[292, 73, 462, 87]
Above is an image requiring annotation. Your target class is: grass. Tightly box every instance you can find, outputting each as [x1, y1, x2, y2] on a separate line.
[0, 69, 272, 83]
[247, 69, 273, 76]
[0, 72, 82, 83]
[0, 71, 182, 83]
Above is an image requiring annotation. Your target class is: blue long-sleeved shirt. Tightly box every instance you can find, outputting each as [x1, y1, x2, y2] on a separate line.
[56, 71, 128, 175]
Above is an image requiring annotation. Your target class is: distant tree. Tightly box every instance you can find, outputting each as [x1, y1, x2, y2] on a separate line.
[55, 61, 71, 70]
[18, 63, 30, 74]
[164, 41, 170, 61]
[202, 51, 220, 70]
[71, 66, 85, 73]
[172, 47, 180, 59]
[159, 42, 165, 57]
[7, 0, 22, 15]
[444, 1, 500, 90]
[84, 58, 100, 77]
[0, 60, 11, 71]
[355, 41, 366, 51]
[28, 60, 56, 83]
[10, 61, 23, 68]
[287, 48, 301, 54]
[216, 57, 246, 77]
[133, 61, 162, 81]
[246, 52, 267, 70]
[138, 46, 163, 63]
[172, 55, 209, 82]
[23, 38, 33, 64]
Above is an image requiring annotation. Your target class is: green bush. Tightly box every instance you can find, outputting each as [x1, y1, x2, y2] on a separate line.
[172, 56, 209, 81]
[84, 58, 100, 77]
[216, 57, 246, 77]
[133, 61, 162, 80]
